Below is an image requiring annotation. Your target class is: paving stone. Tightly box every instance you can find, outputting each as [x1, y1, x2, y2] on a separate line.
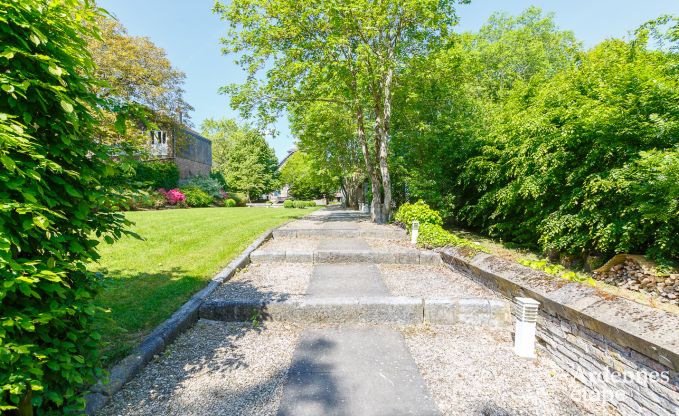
[318, 238, 371, 251]
[308, 264, 388, 297]
[278, 328, 440, 416]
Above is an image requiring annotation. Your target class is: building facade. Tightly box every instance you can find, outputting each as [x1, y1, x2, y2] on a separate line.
[149, 127, 212, 178]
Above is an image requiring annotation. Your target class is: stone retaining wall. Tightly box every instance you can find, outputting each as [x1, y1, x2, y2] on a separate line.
[439, 248, 679, 416]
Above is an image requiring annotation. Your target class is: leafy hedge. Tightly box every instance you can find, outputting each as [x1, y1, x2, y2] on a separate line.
[284, 200, 316, 208]
[391, 11, 679, 263]
[133, 161, 179, 190]
[179, 187, 213, 207]
[0, 2, 130, 413]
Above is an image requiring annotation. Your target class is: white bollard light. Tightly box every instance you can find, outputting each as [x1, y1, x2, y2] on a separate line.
[411, 220, 420, 245]
[513, 297, 540, 359]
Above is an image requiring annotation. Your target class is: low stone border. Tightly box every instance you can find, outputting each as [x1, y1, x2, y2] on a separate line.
[199, 296, 510, 326]
[438, 247, 679, 416]
[250, 249, 442, 265]
[85, 227, 276, 415]
[273, 228, 407, 239]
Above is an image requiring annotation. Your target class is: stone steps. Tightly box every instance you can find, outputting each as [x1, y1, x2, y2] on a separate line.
[273, 228, 406, 240]
[199, 296, 510, 326]
[250, 249, 442, 265]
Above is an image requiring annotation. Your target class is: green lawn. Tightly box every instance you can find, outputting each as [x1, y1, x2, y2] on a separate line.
[90, 206, 317, 364]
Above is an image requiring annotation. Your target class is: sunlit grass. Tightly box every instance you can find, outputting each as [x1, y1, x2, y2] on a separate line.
[90, 206, 317, 364]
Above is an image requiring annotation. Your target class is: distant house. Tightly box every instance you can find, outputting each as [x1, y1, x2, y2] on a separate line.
[149, 127, 212, 178]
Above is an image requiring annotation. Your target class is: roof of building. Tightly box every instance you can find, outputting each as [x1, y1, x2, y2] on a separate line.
[277, 148, 297, 170]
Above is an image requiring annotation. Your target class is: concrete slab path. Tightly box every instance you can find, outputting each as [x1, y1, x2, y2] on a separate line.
[278, 328, 440, 416]
[307, 264, 387, 297]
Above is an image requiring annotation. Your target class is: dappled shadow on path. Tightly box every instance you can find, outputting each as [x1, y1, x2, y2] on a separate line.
[95, 272, 343, 416]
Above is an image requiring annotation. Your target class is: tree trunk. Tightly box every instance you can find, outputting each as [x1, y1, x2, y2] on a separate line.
[377, 66, 394, 222]
[354, 105, 383, 222]
[341, 174, 362, 210]
[16, 389, 32, 416]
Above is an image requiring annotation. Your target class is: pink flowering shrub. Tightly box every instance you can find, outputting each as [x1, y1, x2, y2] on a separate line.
[159, 188, 186, 205]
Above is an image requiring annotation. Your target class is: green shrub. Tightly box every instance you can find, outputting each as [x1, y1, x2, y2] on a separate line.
[283, 199, 294, 208]
[0, 2, 132, 413]
[209, 171, 228, 189]
[394, 200, 443, 231]
[306, 201, 317, 207]
[179, 175, 225, 199]
[293, 200, 307, 209]
[134, 161, 179, 190]
[225, 199, 237, 207]
[180, 187, 213, 207]
[417, 223, 487, 253]
[229, 192, 248, 206]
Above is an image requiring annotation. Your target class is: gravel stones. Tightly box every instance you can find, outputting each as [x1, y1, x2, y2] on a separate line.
[404, 324, 616, 416]
[208, 263, 312, 302]
[379, 264, 496, 299]
[98, 320, 302, 416]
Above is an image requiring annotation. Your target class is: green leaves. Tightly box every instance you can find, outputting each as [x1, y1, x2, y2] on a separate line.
[59, 100, 73, 113]
[1, 0, 129, 413]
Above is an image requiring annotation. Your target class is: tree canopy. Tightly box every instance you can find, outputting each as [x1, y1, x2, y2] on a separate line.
[201, 118, 279, 202]
[279, 151, 339, 200]
[215, 0, 469, 222]
[87, 14, 192, 148]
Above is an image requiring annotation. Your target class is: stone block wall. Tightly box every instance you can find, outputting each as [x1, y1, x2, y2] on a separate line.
[439, 248, 679, 416]
[175, 156, 210, 179]
[539, 311, 678, 416]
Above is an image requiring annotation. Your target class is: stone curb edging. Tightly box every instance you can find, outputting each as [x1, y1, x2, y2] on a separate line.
[437, 247, 679, 372]
[84, 227, 276, 415]
[198, 296, 510, 327]
[273, 228, 407, 240]
[250, 249, 442, 265]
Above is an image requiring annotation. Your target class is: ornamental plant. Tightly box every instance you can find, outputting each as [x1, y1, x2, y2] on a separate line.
[161, 188, 186, 205]
[1, 1, 132, 413]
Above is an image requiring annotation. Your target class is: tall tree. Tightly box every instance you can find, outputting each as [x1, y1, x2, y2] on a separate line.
[201, 118, 278, 202]
[289, 101, 365, 208]
[279, 151, 339, 200]
[215, 0, 468, 222]
[87, 15, 193, 148]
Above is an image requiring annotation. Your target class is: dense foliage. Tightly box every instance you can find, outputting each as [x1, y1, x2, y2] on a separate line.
[178, 176, 225, 199]
[201, 118, 279, 202]
[0, 1, 131, 413]
[87, 14, 192, 148]
[391, 9, 679, 263]
[393, 202, 484, 252]
[133, 161, 179, 190]
[279, 152, 338, 200]
[179, 187, 213, 207]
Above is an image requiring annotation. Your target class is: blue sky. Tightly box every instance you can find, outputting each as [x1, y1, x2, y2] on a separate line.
[98, 0, 679, 161]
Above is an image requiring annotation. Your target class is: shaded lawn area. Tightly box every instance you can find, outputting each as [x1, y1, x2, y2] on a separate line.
[90, 206, 317, 365]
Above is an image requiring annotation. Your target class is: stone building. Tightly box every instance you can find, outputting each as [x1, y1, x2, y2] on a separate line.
[149, 127, 212, 179]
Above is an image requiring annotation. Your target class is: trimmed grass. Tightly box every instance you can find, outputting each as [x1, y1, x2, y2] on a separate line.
[90, 206, 318, 364]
